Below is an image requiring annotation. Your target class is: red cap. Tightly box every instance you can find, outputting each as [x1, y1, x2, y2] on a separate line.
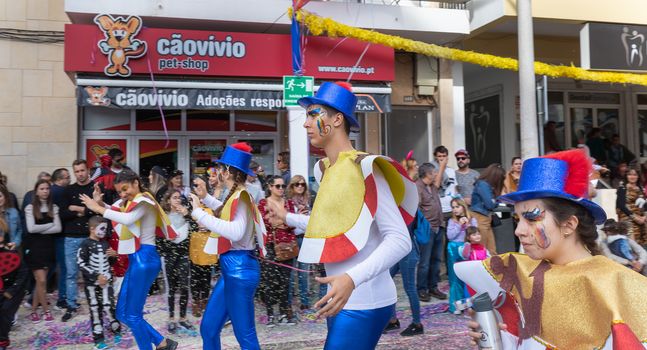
[455, 149, 469, 157]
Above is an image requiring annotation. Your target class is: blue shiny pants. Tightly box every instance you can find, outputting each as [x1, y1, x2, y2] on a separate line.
[324, 304, 394, 350]
[201, 250, 260, 350]
[447, 241, 466, 313]
[116, 244, 164, 349]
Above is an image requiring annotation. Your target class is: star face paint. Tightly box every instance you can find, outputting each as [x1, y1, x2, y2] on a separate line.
[522, 207, 551, 249]
[95, 222, 108, 239]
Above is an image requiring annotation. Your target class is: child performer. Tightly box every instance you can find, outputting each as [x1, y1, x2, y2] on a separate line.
[189, 142, 267, 350]
[446, 198, 477, 314]
[80, 171, 178, 350]
[77, 216, 121, 349]
[268, 82, 418, 349]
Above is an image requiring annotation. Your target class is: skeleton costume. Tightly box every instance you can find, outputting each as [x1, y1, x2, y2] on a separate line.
[77, 222, 121, 344]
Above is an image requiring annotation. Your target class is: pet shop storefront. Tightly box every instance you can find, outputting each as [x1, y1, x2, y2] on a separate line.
[63, 15, 394, 181]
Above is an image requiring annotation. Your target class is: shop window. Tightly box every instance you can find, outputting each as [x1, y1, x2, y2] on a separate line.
[234, 111, 277, 132]
[546, 92, 565, 152]
[237, 139, 275, 177]
[637, 94, 647, 105]
[186, 110, 230, 131]
[83, 107, 130, 131]
[139, 139, 178, 182]
[639, 110, 647, 157]
[85, 139, 127, 167]
[384, 109, 429, 164]
[570, 108, 593, 147]
[189, 139, 227, 179]
[136, 109, 181, 131]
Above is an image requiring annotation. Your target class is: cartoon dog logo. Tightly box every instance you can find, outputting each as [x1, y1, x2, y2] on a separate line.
[85, 86, 111, 106]
[94, 14, 147, 77]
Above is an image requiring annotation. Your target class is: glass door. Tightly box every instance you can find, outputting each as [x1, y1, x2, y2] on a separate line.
[189, 139, 227, 179]
[138, 139, 178, 180]
[570, 107, 593, 147]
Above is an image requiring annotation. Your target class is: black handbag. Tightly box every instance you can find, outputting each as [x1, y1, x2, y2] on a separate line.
[490, 213, 502, 227]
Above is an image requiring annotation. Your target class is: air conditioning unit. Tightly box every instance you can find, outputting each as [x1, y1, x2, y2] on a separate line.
[415, 54, 438, 96]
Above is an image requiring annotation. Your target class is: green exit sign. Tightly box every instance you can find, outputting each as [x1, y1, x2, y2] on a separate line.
[283, 76, 314, 107]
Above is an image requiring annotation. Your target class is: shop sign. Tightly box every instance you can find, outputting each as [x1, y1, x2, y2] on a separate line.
[78, 86, 391, 113]
[64, 18, 394, 81]
[581, 22, 647, 72]
[283, 76, 314, 106]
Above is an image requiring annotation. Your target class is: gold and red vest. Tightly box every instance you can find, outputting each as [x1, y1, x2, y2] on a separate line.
[203, 189, 267, 257]
[299, 150, 418, 263]
[110, 192, 177, 255]
[458, 253, 647, 349]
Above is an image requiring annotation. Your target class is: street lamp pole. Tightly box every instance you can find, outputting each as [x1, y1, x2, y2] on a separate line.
[517, 0, 539, 159]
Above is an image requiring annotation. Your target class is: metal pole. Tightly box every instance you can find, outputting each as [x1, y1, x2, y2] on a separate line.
[517, 0, 539, 159]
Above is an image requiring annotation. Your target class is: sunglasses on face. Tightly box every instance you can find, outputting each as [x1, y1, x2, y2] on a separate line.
[456, 157, 468, 161]
[273, 184, 287, 189]
[307, 107, 326, 118]
[293, 182, 306, 188]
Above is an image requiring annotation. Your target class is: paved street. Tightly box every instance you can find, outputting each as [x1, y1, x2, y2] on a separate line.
[11, 279, 472, 349]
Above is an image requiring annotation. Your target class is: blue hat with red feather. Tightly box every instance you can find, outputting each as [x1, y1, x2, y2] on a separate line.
[216, 142, 254, 177]
[499, 149, 607, 224]
[297, 81, 359, 131]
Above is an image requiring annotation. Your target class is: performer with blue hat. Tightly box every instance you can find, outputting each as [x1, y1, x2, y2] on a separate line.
[455, 149, 647, 349]
[188, 142, 267, 350]
[268, 81, 419, 349]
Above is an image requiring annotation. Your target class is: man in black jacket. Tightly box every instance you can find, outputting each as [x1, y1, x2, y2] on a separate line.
[59, 159, 96, 321]
[0, 232, 29, 350]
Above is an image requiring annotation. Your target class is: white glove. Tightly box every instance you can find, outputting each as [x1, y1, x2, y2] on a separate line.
[635, 197, 646, 209]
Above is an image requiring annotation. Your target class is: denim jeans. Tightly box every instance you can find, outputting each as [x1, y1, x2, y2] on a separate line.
[64, 237, 86, 309]
[288, 236, 310, 307]
[390, 239, 421, 323]
[416, 226, 444, 292]
[55, 237, 67, 303]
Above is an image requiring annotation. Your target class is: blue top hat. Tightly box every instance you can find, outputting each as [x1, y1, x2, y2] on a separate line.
[298, 82, 359, 131]
[216, 143, 254, 177]
[499, 150, 607, 224]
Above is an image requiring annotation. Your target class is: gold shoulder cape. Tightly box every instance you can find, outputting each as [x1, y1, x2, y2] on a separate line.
[298, 150, 417, 263]
[203, 189, 267, 257]
[484, 253, 647, 349]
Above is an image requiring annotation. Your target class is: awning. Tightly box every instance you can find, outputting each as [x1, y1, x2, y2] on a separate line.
[76, 80, 391, 113]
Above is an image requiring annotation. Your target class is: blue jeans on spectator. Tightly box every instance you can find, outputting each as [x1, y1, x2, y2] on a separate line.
[288, 236, 311, 308]
[390, 239, 420, 323]
[55, 237, 67, 303]
[64, 237, 86, 309]
[416, 226, 443, 292]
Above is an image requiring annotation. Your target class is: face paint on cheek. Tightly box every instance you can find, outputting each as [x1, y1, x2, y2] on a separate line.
[316, 116, 331, 137]
[534, 224, 551, 249]
[522, 207, 551, 249]
[95, 223, 108, 238]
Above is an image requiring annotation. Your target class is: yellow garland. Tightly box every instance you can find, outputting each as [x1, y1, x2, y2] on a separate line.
[293, 9, 647, 87]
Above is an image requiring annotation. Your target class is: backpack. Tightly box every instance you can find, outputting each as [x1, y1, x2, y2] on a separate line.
[413, 209, 430, 245]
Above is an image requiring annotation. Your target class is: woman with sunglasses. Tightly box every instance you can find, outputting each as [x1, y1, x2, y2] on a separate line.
[258, 176, 298, 326]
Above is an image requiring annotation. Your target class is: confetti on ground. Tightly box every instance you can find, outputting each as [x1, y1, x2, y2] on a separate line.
[11, 279, 472, 349]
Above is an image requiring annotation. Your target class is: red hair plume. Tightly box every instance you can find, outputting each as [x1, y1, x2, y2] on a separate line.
[230, 142, 253, 153]
[542, 149, 591, 198]
[335, 81, 353, 91]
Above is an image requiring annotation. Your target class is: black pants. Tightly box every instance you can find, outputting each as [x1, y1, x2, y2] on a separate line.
[163, 247, 190, 319]
[0, 289, 25, 346]
[83, 282, 120, 343]
[259, 248, 293, 316]
[190, 263, 211, 302]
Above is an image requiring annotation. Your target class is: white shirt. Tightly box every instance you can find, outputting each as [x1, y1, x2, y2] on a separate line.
[286, 166, 411, 310]
[191, 194, 256, 251]
[103, 204, 157, 246]
[24, 203, 62, 234]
